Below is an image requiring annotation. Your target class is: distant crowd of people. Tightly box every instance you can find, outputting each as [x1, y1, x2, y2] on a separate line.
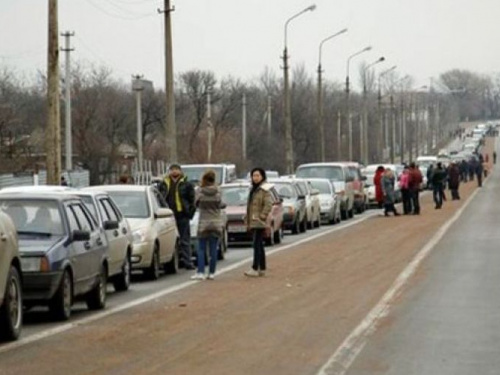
[373, 151, 493, 216]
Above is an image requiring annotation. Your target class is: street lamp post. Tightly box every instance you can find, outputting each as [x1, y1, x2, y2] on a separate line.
[377, 65, 396, 161]
[283, 4, 316, 174]
[361, 56, 384, 164]
[317, 28, 347, 162]
[346, 46, 372, 161]
[132, 76, 153, 176]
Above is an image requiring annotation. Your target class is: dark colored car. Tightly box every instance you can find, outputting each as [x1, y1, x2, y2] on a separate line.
[0, 193, 108, 321]
[269, 179, 307, 235]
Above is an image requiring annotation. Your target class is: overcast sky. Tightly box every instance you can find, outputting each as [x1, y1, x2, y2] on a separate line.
[1, 0, 499, 91]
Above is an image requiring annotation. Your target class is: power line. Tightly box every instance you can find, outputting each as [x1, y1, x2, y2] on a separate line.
[84, 0, 155, 20]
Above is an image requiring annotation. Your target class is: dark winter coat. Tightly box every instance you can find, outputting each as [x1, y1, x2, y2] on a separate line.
[158, 175, 196, 219]
[408, 168, 423, 191]
[431, 167, 447, 187]
[448, 165, 460, 189]
[381, 174, 396, 204]
[196, 186, 224, 238]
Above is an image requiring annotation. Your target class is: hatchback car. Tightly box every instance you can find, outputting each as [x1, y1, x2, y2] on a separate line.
[90, 185, 179, 280]
[222, 182, 283, 246]
[307, 178, 341, 224]
[269, 179, 307, 234]
[0, 193, 108, 321]
[284, 177, 321, 229]
[0, 211, 22, 341]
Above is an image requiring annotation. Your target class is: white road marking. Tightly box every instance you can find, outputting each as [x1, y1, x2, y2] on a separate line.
[0, 211, 377, 354]
[316, 185, 482, 375]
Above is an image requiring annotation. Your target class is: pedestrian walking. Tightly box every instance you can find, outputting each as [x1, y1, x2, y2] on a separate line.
[399, 166, 412, 214]
[431, 162, 447, 209]
[408, 163, 423, 215]
[476, 159, 484, 187]
[381, 168, 400, 216]
[448, 162, 461, 200]
[468, 158, 476, 181]
[191, 170, 224, 281]
[426, 164, 434, 190]
[460, 160, 468, 182]
[244, 168, 272, 277]
[159, 163, 196, 270]
[374, 166, 385, 209]
[493, 151, 497, 164]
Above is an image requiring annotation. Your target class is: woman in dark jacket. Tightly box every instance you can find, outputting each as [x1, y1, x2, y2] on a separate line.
[191, 170, 224, 280]
[448, 162, 461, 200]
[374, 166, 385, 209]
[244, 168, 272, 277]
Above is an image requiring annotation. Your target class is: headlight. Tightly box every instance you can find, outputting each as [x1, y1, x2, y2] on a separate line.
[133, 228, 148, 244]
[21, 256, 50, 272]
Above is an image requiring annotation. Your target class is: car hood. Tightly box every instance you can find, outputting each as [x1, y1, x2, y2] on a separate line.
[19, 236, 64, 255]
[318, 194, 334, 204]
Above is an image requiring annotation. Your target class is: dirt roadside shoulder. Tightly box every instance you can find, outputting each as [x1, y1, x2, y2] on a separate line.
[0, 138, 494, 375]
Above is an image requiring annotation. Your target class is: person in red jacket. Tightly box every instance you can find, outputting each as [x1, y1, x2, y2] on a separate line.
[374, 166, 385, 209]
[408, 162, 423, 215]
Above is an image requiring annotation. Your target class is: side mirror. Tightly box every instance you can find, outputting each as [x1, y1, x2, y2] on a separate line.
[72, 230, 90, 242]
[103, 220, 119, 230]
[155, 208, 173, 219]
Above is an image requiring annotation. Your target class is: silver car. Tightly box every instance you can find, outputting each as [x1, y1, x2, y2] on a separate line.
[307, 178, 341, 225]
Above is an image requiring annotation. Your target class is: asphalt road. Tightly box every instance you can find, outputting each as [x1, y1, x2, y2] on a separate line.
[343, 140, 500, 375]
[8, 207, 379, 343]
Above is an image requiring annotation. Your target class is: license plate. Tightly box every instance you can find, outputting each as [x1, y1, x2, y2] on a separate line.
[229, 225, 247, 233]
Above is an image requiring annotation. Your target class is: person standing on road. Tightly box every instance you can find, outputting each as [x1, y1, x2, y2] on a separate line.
[448, 162, 461, 200]
[374, 166, 385, 209]
[468, 158, 476, 182]
[431, 162, 447, 209]
[244, 168, 272, 277]
[399, 166, 412, 215]
[460, 160, 468, 182]
[159, 163, 196, 270]
[494, 151, 497, 164]
[476, 158, 484, 187]
[426, 164, 434, 191]
[381, 168, 400, 216]
[408, 163, 423, 215]
[191, 170, 224, 281]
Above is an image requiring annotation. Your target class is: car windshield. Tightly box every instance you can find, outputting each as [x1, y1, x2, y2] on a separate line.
[272, 183, 297, 199]
[221, 187, 249, 206]
[296, 166, 344, 181]
[0, 199, 64, 236]
[106, 191, 149, 219]
[182, 166, 223, 185]
[308, 180, 331, 194]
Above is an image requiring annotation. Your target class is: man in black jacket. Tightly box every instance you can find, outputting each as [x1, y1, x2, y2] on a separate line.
[431, 162, 447, 209]
[159, 164, 196, 269]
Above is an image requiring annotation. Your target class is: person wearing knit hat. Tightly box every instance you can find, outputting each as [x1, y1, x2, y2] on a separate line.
[244, 167, 272, 277]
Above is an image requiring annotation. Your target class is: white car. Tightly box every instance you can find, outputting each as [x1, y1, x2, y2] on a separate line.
[362, 164, 404, 206]
[283, 177, 321, 229]
[307, 178, 341, 224]
[92, 185, 179, 280]
[0, 211, 21, 341]
[79, 189, 134, 291]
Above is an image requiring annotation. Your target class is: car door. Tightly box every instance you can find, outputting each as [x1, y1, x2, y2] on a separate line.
[0, 215, 10, 303]
[269, 187, 283, 231]
[97, 195, 127, 277]
[150, 188, 176, 264]
[68, 202, 104, 294]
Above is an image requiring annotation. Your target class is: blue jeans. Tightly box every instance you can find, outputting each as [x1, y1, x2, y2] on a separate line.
[197, 235, 219, 274]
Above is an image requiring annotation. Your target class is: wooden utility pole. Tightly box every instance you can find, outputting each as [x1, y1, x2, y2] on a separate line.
[161, 1, 177, 162]
[47, 0, 61, 185]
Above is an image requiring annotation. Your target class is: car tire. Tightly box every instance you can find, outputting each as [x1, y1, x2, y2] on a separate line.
[0, 266, 22, 341]
[300, 217, 307, 233]
[265, 226, 275, 246]
[217, 229, 228, 261]
[113, 253, 131, 292]
[86, 264, 107, 311]
[348, 208, 354, 218]
[164, 240, 179, 274]
[314, 214, 321, 228]
[49, 269, 72, 321]
[274, 227, 282, 244]
[340, 209, 347, 220]
[145, 244, 160, 280]
[292, 217, 300, 235]
[306, 215, 313, 229]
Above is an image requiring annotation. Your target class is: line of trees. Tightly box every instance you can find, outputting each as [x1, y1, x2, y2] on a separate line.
[0, 63, 499, 183]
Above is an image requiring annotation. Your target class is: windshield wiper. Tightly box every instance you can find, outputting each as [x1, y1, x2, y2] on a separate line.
[18, 230, 52, 237]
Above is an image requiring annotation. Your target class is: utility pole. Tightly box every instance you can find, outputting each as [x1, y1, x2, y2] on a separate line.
[390, 94, 395, 164]
[317, 63, 324, 161]
[61, 31, 74, 171]
[242, 93, 247, 159]
[133, 75, 145, 174]
[159, 1, 177, 162]
[47, 0, 61, 185]
[337, 110, 342, 160]
[207, 87, 213, 162]
[282, 46, 294, 174]
[267, 95, 272, 137]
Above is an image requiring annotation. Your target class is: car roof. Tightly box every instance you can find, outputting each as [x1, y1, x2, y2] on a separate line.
[297, 163, 345, 168]
[220, 182, 250, 188]
[0, 191, 80, 202]
[84, 185, 149, 192]
[0, 185, 73, 194]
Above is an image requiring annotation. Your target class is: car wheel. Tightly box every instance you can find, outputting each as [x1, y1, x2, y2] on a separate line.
[49, 269, 72, 321]
[274, 227, 282, 244]
[314, 213, 321, 228]
[340, 209, 347, 220]
[113, 253, 131, 292]
[306, 215, 313, 229]
[348, 208, 354, 218]
[165, 240, 179, 274]
[0, 266, 22, 341]
[292, 217, 300, 235]
[265, 226, 275, 246]
[217, 229, 228, 261]
[300, 217, 307, 233]
[145, 244, 160, 280]
[86, 264, 107, 310]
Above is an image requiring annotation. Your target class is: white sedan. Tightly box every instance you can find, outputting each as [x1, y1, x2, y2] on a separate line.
[307, 178, 341, 225]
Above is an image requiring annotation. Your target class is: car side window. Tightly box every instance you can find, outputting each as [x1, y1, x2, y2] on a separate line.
[66, 205, 80, 232]
[71, 204, 94, 232]
[107, 198, 123, 221]
[97, 198, 110, 222]
[100, 198, 119, 222]
[153, 189, 168, 209]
